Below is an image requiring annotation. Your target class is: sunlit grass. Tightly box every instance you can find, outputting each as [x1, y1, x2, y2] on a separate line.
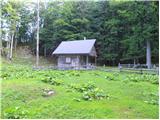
[1, 59, 159, 119]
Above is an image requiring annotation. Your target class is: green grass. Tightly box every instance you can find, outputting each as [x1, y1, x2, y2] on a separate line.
[0, 58, 159, 119]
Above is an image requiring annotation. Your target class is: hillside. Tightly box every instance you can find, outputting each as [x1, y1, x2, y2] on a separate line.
[7, 46, 54, 66]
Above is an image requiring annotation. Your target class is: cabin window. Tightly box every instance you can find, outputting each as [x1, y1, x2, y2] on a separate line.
[66, 57, 71, 63]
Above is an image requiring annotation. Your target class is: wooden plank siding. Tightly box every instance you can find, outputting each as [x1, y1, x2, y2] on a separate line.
[57, 55, 96, 69]
[52, 40, 97, 69]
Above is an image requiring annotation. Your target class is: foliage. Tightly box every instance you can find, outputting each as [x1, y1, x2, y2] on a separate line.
[41, 77, 63, 86]
[66, 71, 80, 77]
[68, 81, 96, 93]
[143, 92, 159, 105]
[141, 74, 159, 84]
[82, 88, 106, 101]
[125, 74, 158, 84]
[1, 60, 159, 118]
[4, 107, 29, 119]
[105, 73, 119, 81]
[1, 1, 158, 65]
[68, 82, 107, 101]
[0, 72, 11, 79]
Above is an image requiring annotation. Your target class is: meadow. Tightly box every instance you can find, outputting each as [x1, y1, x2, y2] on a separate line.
[0, 59, 159, 119]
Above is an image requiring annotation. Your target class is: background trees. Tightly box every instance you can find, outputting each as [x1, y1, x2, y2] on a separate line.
[1, 0, 159, 66]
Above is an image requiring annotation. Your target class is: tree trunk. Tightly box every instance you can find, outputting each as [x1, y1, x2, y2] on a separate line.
[9, 33, 14, 60]
[146, 40, 151, 69]
[44, 44, 46, 57]
[0, 37, 2, 57]
[36, 0, 40, 66]
[6, 41, 10, 59]
[14, 37, 17, 53]
[134, 59, 136, 67]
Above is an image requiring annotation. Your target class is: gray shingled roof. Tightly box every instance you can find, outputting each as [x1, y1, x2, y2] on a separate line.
[52, 39, 96, 55]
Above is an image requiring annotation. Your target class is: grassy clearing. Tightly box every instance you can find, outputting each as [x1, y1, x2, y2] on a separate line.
[0, 58, 159, 119]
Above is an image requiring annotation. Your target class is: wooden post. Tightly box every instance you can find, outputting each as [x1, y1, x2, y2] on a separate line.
[86, 55, 88, 68]
[118, 63, 122, 72]
[134, 59, 136, 68]
[77, 55, 79, 69]
[156, 67, 159, 75]
[95, 56, 97, 66]
[140, 68, 143, 74]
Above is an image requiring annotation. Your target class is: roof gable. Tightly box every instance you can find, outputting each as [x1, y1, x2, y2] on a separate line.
[52, 39, 96, 55]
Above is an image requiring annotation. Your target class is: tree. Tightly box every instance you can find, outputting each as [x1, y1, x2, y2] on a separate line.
[1, 0, 20, 60]
[36, 0, 40, 66]
[1, 0, 158, 67]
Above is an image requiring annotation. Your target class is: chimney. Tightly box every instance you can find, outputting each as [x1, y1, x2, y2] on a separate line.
[84, 37, 86, 40]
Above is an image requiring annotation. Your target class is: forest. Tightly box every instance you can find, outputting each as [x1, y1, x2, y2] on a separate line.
[1, 0, 159, 66]
[1, 0, 159, 119]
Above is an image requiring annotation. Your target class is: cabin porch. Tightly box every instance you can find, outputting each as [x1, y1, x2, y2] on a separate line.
[57, 55, 96, 70]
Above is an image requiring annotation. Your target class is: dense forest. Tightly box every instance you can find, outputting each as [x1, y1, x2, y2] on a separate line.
[1, 0, 159, 66]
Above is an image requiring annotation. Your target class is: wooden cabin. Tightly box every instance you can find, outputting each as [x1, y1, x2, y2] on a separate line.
[52, 39, 97, 69]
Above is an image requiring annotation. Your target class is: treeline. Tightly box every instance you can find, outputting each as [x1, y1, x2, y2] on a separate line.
[1, 0, 159, 66]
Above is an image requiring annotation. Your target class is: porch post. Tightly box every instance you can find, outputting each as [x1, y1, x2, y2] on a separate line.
[86, 55, 88, 67]
[77, 55, 79, 69]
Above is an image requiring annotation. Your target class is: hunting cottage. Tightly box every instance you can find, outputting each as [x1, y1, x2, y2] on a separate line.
[52, 39, 97, 69]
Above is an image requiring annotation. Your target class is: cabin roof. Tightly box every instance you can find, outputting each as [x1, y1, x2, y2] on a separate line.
[52, 39, 96, 55]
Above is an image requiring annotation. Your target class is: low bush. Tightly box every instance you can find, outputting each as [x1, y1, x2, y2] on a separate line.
[143, 92, 159, 105]
[142, 74, 158, 84]
[68, 81, 96, 93]
[41, 77, 63, 86]
[105, 73, 117, 81]
[68, 82, 107, 101]
[1, 72, 10, 79]
[82, 88, 106, 101]
[3, 107, 28, 119]
[125, 74, 158, 84]
[66, 71, 80, 77]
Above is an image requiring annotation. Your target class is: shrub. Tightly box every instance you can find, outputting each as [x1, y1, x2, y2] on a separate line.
[143, 92, 159, 105]
[50, 79, 63, 86]
[66, 71, 80, 77]
[1, 72, 10, 79]
[41, 77, 63, 86]
[93, 72, 100, 76]
[3, 107, 28, 119]
[68, 82, 96, 93]
[41, 77, 52, 83]
[143, 75, 158, 84]
[82, 88, 106, 101]
[125, 74, 159, 84]
[68, 83, 83, 92]
[105, 73, 117, 81]
[68, 82, 107, 101]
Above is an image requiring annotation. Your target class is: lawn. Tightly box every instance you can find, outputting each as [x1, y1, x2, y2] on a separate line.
[0, 58, 159, 119]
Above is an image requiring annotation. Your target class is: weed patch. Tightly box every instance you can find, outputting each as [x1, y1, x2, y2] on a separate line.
[105, 73, 118, 81]
[143, 92, 159, 105]
[68, 82, 107, 101]
[125, 74, 158, 84]
[4, 107, 29, 119]
[41, 77, 63, 86]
